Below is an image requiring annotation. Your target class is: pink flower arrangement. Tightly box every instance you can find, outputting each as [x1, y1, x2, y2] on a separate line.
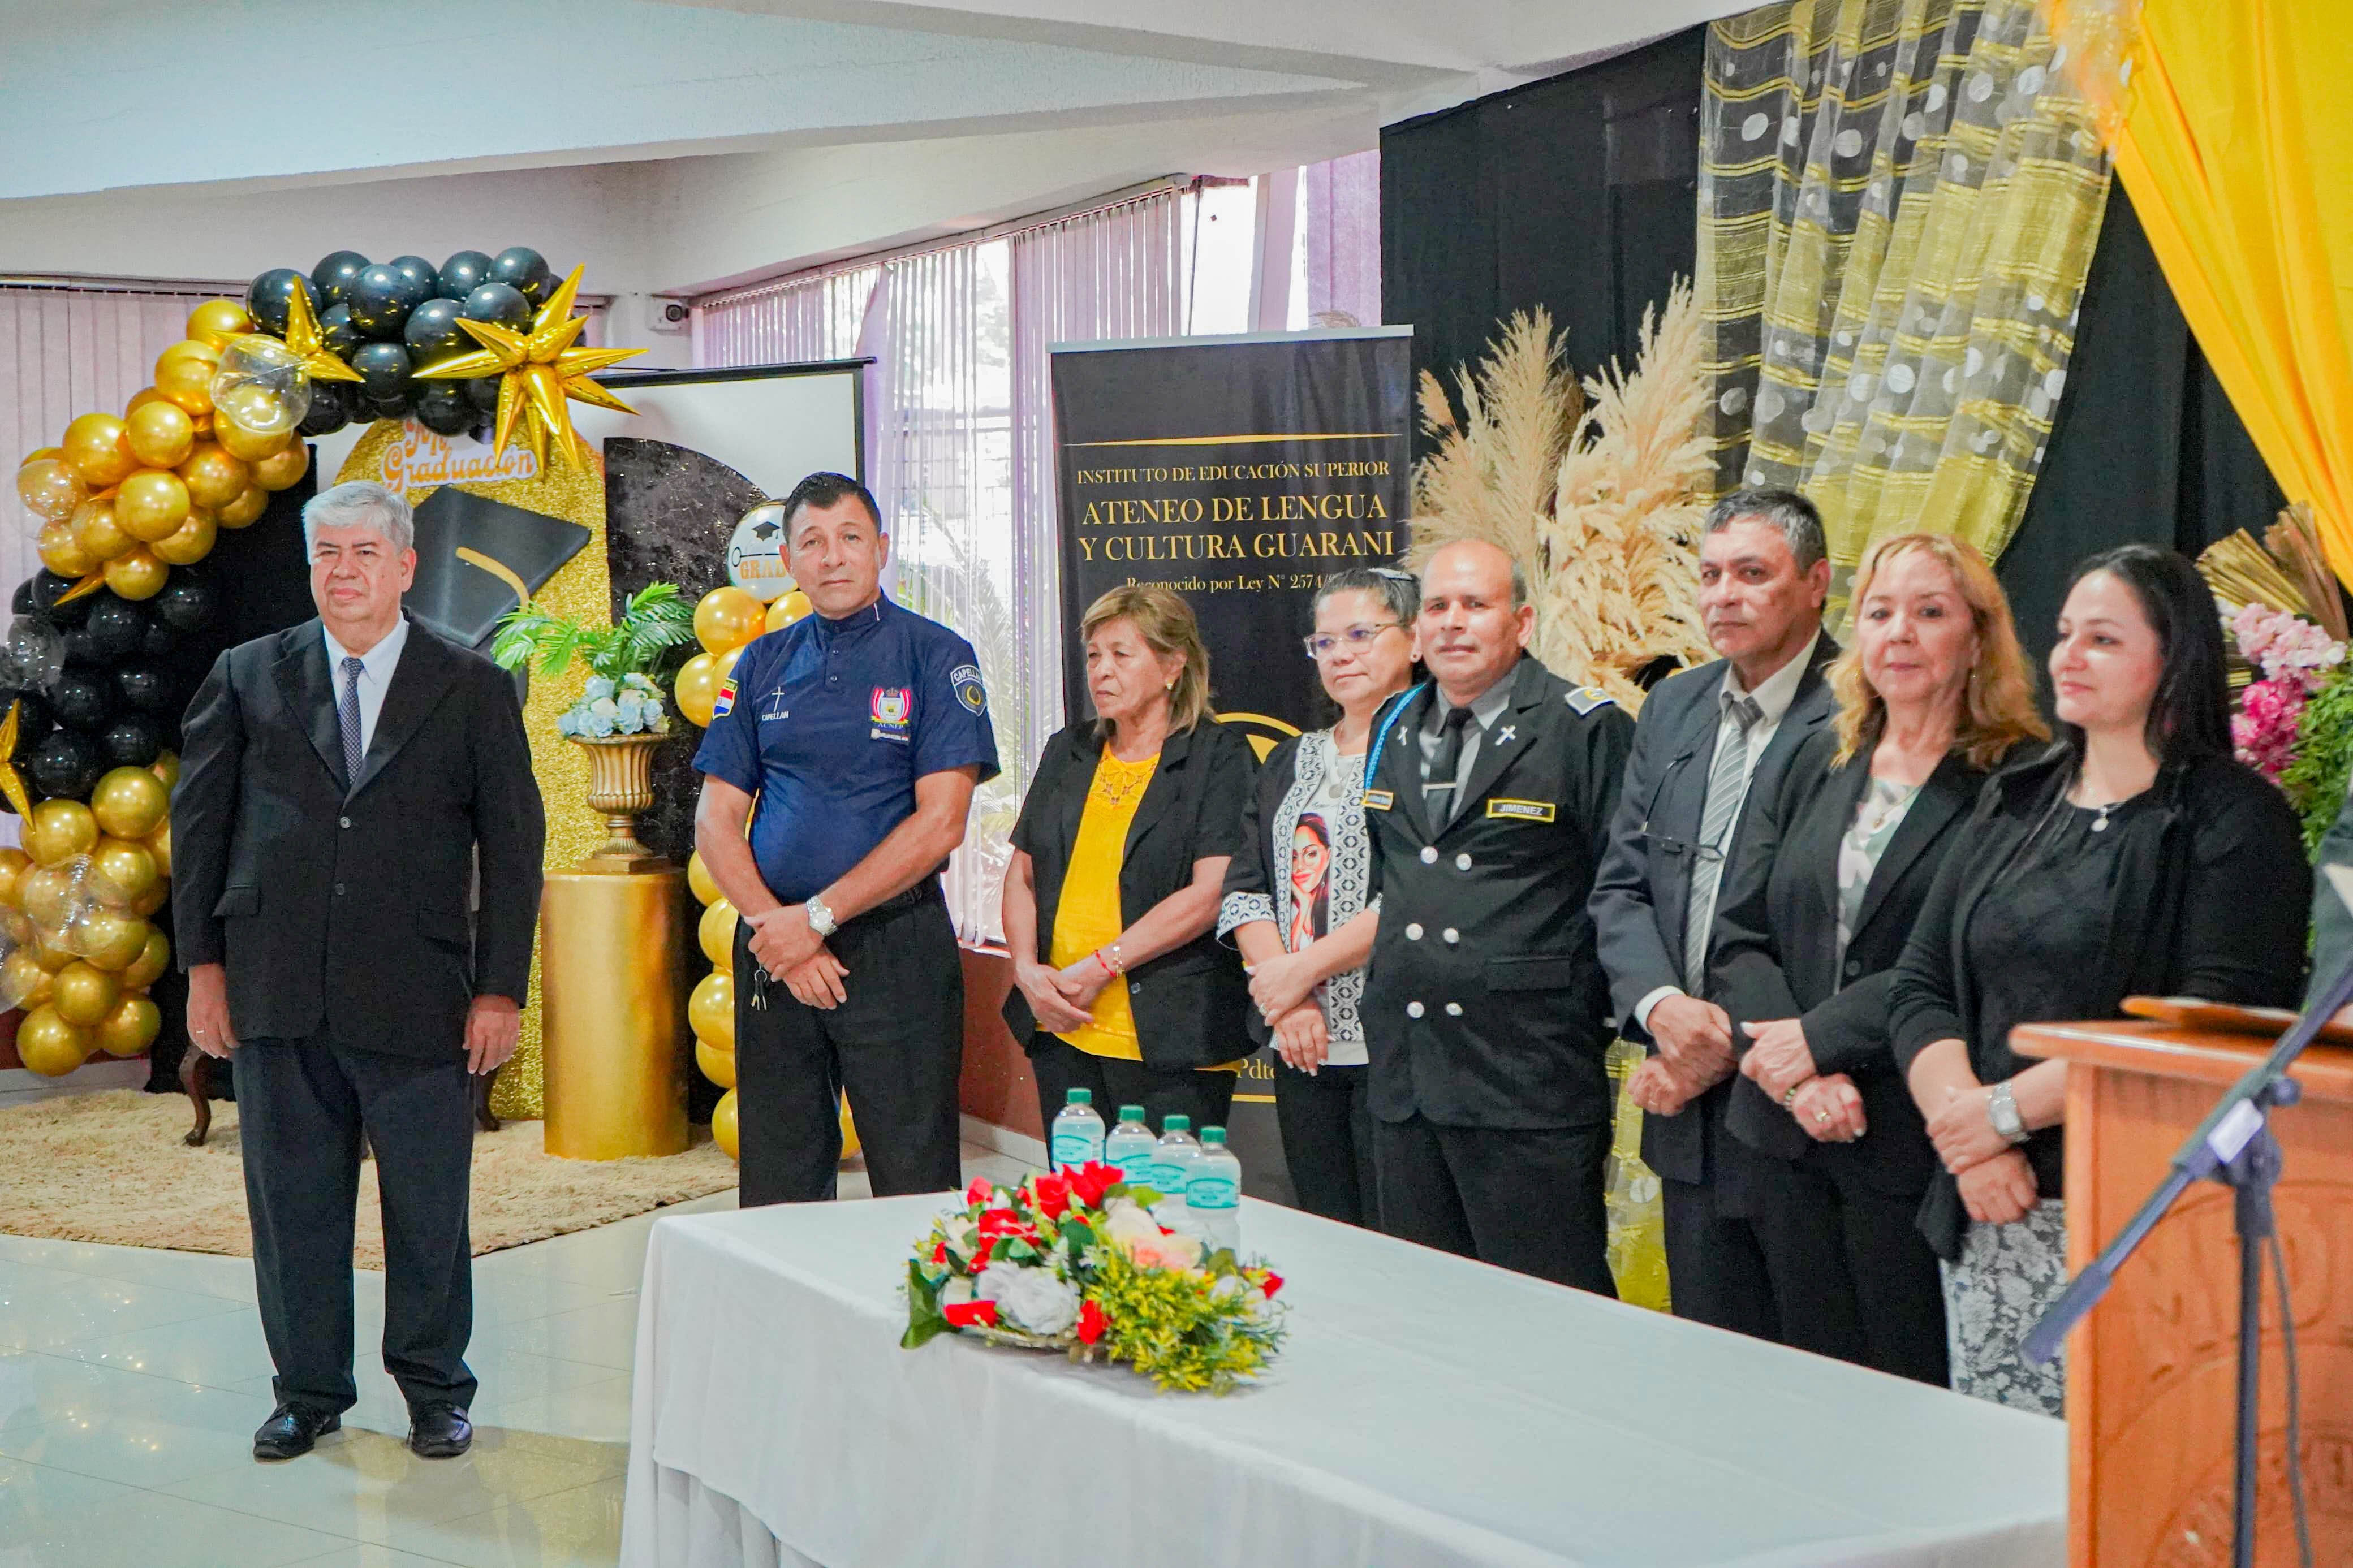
[2230, 603, 2345, 784]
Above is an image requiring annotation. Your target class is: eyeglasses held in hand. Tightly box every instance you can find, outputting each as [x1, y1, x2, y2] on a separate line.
[1304, 623, 1402, 660]
[1636, 823, 1728, 867]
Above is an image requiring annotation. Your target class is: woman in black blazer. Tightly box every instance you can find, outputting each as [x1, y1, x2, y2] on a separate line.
[1001, 585, 1259, 1139]
[1712, 534, 2047, 1384]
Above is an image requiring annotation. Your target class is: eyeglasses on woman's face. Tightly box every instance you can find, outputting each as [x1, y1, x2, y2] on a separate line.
[1303, 623, 1402, 660]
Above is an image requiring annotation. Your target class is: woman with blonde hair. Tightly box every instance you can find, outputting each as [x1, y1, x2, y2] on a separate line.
[1001, 585, 1259, 1139]
[1710, 532, 2046, 1383]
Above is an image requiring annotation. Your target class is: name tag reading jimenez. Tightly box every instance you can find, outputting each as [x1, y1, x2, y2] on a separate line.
[1486, 798, 1557, 823]
[1361, 789, 1395, 811]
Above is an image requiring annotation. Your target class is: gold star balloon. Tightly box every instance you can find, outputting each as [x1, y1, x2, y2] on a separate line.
[413, 264, 644, 469]
[54, 572, 107, 607]
[277, 285, 363, 384]
[0, 702, 32, 820]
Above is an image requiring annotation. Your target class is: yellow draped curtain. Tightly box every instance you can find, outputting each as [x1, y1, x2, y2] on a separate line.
[2050, 0, 2353, 588]
[1699, 0, 2111, 601]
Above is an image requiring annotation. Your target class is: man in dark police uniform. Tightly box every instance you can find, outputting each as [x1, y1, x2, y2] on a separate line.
[693, 472, 999, 1206]
[1360, 539, 1635, 1292]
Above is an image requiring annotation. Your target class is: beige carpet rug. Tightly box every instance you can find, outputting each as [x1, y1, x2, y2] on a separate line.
[0, 1090, 738, 1268]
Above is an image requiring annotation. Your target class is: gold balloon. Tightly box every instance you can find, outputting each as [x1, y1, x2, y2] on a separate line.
[156, 338, 222, 372]
[0, 947, 51, 1012]
[153, 346, 218, 415]
[96, 995, 160, 1058]
[91, 839, 158, 906]
[212, 485, 266, 530]
[687, 850, 720, 907]
[674, 651, 724, 729]
[839, 1095, 860, 1161]
[17, 863, 72, 928]
[689, 968, 735, 1049]
[249, 443, 309, 492]
[90, 768, 169, 840]
[31, 928, 76, 972]
[115, 469, 191, 542]
[121, 928, 169, 992]
[73, 498, 134, 563]
[0, 848, 29, 908]
[697, 899, 738, 969]
[22, 446, 62, 464]
[695, 1037, 736, 1088]
[178, 443, 248, 510]
[186, 299, 253, 351]
[694, 587, 766, 656]
[103, 546, 166, 602]
[209, 335, 312, 437]
[76, 912, 150, 973]
[15, 1007, 91, 1075]
[153, 507, 217, 566]
[144, 819, 173, 879]
[124, 400, 196, 469]
[150, 750, 180, 789]
[765, 589, 813, 633]
[16, 455, 87, 522]
[124, 387, 169, 416]
[37, 520, 96, 579]
[25, 800, 98, 867]
[213, 415, 292, 463]
[62, 412, 136, 488]
[712, 1088, 739, 1159]
[51, 960, 120, 1026]
[130, 882, 166, 918]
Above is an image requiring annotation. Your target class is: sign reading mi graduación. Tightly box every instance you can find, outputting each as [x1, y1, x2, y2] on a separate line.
[1051, 327, 1413, 1206]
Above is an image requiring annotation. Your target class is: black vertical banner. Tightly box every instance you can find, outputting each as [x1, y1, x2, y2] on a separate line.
[1050, 328, 1413, 1206]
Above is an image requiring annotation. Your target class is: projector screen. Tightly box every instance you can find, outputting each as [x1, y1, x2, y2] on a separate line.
[572, 360, 864, 494]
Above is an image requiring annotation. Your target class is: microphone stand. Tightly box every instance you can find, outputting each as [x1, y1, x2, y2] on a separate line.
[2023, 945, 2353, 1568]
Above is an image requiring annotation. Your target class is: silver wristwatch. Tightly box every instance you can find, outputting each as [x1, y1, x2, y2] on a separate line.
[804, 897, 837, 938]
[1986, 1081, 2031, 1146]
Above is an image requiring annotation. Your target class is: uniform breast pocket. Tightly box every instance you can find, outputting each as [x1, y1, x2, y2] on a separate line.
[1486, 954, 1580, 992]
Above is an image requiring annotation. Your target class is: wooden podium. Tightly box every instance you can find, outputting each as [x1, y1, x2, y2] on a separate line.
[2014, 1016, 2353, 1567]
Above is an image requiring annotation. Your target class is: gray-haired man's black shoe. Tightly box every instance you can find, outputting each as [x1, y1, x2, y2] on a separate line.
[253, 1404, 339, 1461]
[408, 1402, 472, 1459]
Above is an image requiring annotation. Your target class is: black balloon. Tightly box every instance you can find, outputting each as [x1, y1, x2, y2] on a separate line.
[321, 301, 362, 357]
[490, 247, 553, 304]
[82, 595, 147, 663]
[438, 250, 494, 299]
[299, 380, 353, 437]
[153, 576, 219, 634]
[347, 264, 414, 338]
[49, 670, 113, 732]
[61, 621, 99, 667]
[412, 382, 473, 437]
[24, 730, 102, 801]
[29, 574, 88, 624]
[388, 255, 439, 307]
[99, 715, 163, 770]
[463, 374, 504, 413]
[311, 250, 370, 308]
[247, 267, 317, 336]
[362, 395, 413, 422]
[350, 341, 414, 401]
[140, 621, 180, 659]
[460, 282, 531, 331]
[402, 297, 471, 370]
[113, 662, 171, 714]
[10, 582, 31, 618]
[0, 690, 55, 749]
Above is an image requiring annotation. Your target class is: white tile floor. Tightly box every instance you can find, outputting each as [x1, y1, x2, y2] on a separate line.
[0, 1141, 1038, 1568]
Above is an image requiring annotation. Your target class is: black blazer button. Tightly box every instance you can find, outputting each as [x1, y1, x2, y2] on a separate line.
[339, 817, 352, 829]
[1844, 959, 1861, 978]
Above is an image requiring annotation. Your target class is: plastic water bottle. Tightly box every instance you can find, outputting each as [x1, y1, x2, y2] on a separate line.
[1049, 1087, 1105, 1172]
[1149, 1114, 1203, 1225]
[1186, 1126, 1242, 1253]
[1105, 1104, 1156, 1185]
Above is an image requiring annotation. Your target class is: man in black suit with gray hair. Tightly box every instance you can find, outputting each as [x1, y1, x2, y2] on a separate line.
[174, 478, 545, 1462]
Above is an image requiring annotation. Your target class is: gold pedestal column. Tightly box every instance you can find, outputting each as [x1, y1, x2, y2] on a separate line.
[541, 866, 691, 1160]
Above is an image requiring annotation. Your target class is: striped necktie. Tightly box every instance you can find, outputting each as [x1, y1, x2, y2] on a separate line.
[1683, 690, 1761, 990]
[338, 655, 366, 788]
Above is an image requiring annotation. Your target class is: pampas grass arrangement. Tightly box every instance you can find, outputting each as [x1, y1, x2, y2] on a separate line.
[1408, 285, 1715, 711]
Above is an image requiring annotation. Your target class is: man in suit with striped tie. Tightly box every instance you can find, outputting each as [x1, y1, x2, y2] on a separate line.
[174, 481, 545, 1462]
[1589, 489, 1834, 1341]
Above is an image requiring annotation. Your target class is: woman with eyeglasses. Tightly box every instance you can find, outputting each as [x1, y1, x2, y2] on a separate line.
[1218, 567, 1420, 1225]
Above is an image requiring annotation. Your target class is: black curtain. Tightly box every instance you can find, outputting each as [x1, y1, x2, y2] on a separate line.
[1996, 182, 2286, 666]
[1381, 28, 1705, 456]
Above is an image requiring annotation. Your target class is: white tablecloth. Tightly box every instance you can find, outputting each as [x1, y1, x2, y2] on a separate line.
[621, 1195, 2065, 1568]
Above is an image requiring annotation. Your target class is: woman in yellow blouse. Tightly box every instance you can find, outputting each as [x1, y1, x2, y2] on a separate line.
[1001, 585, 1259, 1137]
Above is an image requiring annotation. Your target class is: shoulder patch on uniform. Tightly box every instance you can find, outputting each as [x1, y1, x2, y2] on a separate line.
[950, 662, 987, 715]
[1564, 685, 1615, 715]
[712, 678, 737, 718]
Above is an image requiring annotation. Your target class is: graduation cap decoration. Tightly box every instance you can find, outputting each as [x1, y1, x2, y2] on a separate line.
[402, 485, 591, 650]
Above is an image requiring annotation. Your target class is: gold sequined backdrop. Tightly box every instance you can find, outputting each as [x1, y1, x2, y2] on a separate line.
[338, 422, 614, 1118]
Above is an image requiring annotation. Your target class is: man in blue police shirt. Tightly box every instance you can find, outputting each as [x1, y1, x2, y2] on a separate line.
[693, 472, 999, 1204]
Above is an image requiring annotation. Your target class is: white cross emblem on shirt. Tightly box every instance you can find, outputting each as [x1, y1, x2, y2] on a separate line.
[1496, 725, 1516, 744]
